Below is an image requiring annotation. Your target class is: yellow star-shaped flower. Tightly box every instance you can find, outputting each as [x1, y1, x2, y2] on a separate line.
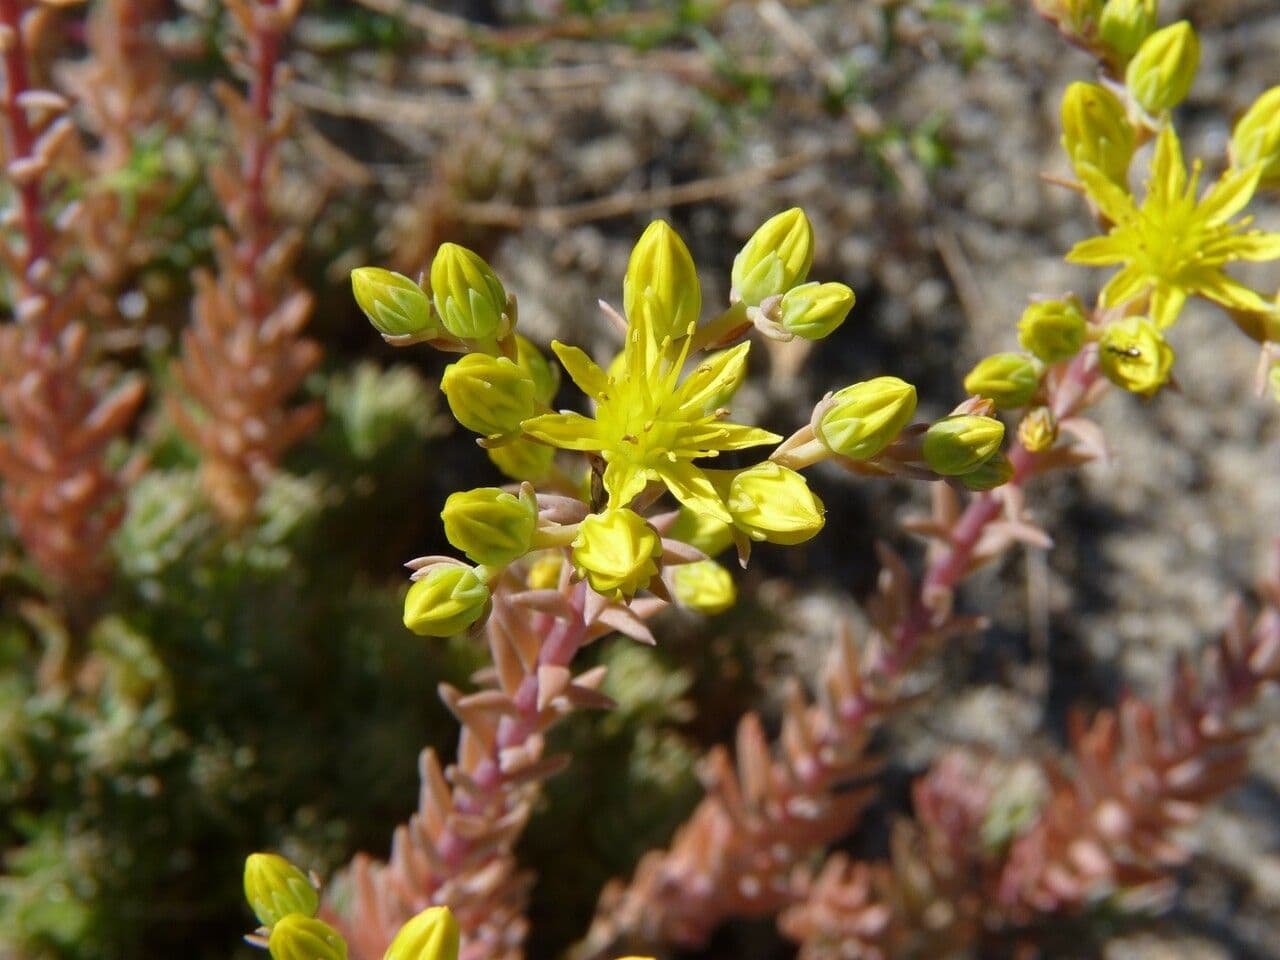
[521, 310, 779, 524]
[1067, 124, 1280, 328]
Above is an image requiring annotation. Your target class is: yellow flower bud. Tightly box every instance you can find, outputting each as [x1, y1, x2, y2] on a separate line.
[244, 853, 318, 928]
[1098, 0, 1156, 60]
[923, 415, 1005, 476]
[724, 462, 825, 545]
[815, 376, 917, 461]
[1231, 86, 1280, 189]
[1060, 82, 1135, 185]
[430, 243, 508, 341]
[1018, 407, 1058, 453]
[488, 437, 556, 482]
[351, 268, 439, 339]
[442, 487, 537, 567]
[623, 220, 702, 342]
[383, 906, 460, 960]
[571, 509, 662, 601]
[1018, 299, 1087, 363]
[671, 560, 737, 615]
[963, 353, 1040, 410]
[778, 282, 856, 340]
[440, 354, 536, 439]
[404, 566, 491, 637]
[960, 452, 1015, 491]
[731, 208, 815, 306]
[1126, 21, 1199, 115]
[1097, 316, 1174, 396]
[268, 915, 348, 960]
[515, 335, 560, 405]
[668, 507, 734, 557]
[526, 553, 564, 590]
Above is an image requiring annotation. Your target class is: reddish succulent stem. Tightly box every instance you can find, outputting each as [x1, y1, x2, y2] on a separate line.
[1, 0, 51, 298]
[242, 0, 281, 323]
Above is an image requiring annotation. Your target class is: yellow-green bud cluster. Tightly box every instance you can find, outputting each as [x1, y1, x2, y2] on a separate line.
[384, 906, 460, 960]
[442, 487, 537, 567]
[1060, 82, 1135, 186]
[960, 452, 1014, 491]
[1098, 316, 1174, 396]
[440, 353, 536, 441]
[732, 208, 815, 306]
[571, 509, 663, 600]
[668, 508, 734, 557]
[351, 268, 438, 339]
[404, 565, 491, 637]
[244, 853, 318, 929]
[815, 376, 917, 460]
[430, 243, 509, 341]
[923, 415, 1006, 477]
[963, 353, 1040, 410]
[624, 220, 702, 343]
[1125, 21, 1199, 115]
[1018, 299, 1087, 364]
[1231, 86, 1280, 190]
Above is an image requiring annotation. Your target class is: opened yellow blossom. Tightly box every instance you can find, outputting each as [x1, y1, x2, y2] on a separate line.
[1067, 125, 1280, 329]
[522, 258, 779, 522]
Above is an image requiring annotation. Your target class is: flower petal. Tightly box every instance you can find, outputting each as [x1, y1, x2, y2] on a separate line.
[1078, 164, 1138, 224]
[676, 421, 782, 454]
[551, 341, 610, 401]
[603, 457, 650, 508]
[1100, 264, 1151, 308]
[672, 342, 751, 414]
[1148, 125, 1187, 207]
[1149, 284, 1187, 329]
[1219, 231, 1280, 262]
[1067, 235, 1128, 266]
[655, 460, 731, 523]
[521, 411, 602, 451]
[1198, 163, 1262, 226]
[1192, 270, 1274, 313]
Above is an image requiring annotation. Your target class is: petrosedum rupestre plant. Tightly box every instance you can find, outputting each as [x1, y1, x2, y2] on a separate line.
[329, 210, 1019, 960]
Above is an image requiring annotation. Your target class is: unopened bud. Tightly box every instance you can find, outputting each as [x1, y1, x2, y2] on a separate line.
[244, 853, 318, 929]
[960, 452, 1015, 491]
[778, 282, 855, 340]
[1018, 407, 1058, 453]
[1060, 82, 1135, 185]
[923, 415, 1005, 476]
[668, 508, 734, 557]
[526, 553, 564, 590]
[516, 335, 560, 405]
[442, 487, 537, 567]
[815, 376, 917, 461]
[731, 208, 814, 306]
[1018, 299, 1088, 363]
[963, 353, 1040, 410]
[440, 353, 536, 440]
[571, 509, 662, 600]
[488, 437, 555, 482]
[384, 906, 460, 960]
[1098, 316, 1174, 396]
[624, 220, 702, 342]
[430, 243, 508, 341]
[404, 565, 491, 637]
[1098, 0, 1156, 61]
[268, 915, 348, 960]
[1126, 21, 1199, 115]
[351, 268, 439, 339]
[1230, 86, 1280, 189]
[723, 462, 825, 545]
[671, 560, 737, 614]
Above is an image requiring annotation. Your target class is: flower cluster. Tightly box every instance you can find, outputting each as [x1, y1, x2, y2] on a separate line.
[353, 212, 1015, 639]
